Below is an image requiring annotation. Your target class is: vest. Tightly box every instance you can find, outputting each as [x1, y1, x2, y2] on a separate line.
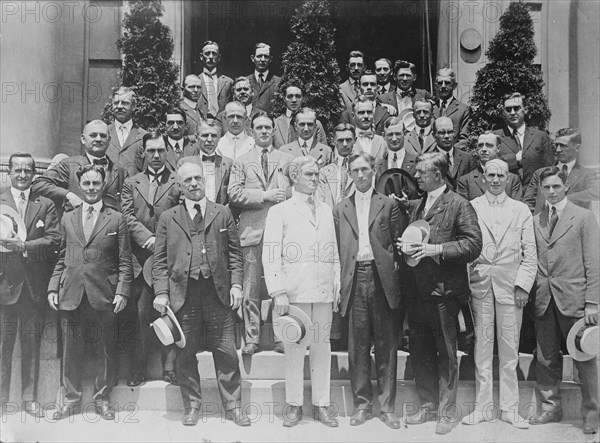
[186, 211, 212, 280]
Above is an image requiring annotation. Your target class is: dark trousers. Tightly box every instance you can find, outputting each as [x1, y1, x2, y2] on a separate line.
[0, 288, 43, 402]
[348, 262, 397, 413]
[59, 294, 118, 404]
[408, 295, 460, 417]
[123, 275, 176, 375]
[535, 298, 599, 421]
[176, 277, 241, 411]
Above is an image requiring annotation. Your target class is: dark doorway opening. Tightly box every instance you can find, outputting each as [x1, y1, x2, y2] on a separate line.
[189, 0, 439, 91]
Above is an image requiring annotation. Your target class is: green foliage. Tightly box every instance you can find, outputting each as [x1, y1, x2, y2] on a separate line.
[272, 0, 342, 133]
[469, 1, 551, 147]
[101, 0, 180, 131]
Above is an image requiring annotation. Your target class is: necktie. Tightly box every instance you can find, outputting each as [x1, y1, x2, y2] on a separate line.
[174, 142, 182, 154]
[83, 206, 95, 241]
[447, 153, 454, 175]
[441, 100, 447, 116]
[119, 125, 127, 146]
[418, 128, 425, 151]
[301, 141, 308, 156]
[353, 81, 360, 96]
[561, 164, 568, 180]
[194, 204, 203, 222]
[261, 148, 269, 181]
[340, 157, 349, 199]
[17, 192, 26, 219]
[93, 157, 108, 166]
[203, 154, 216, 162]
[392, 153, 398, 164]
[512, 129, 522, 150]
[148, 175, 159, 204]
[549, 206, 558, 236]
[307, 196, 316, 220]
[379, 86, 386, 95]
[206, 72, 218, 117]
[258, 73, 264, 88]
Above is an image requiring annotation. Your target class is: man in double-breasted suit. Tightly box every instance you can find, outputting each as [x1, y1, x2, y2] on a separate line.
[378, 60, 432, 115]
[398, 152, 482, 435]
[529, 166, 599, 434]
[404, 99, 437, 157]
[120, 132, 180, 387]
[48, 164, 132, 421]
[457, 132, 522, 200]
[196, 41, 233, 119]
[463, 159, 536, 429]
[432, 68, 470, 149]
[0, 153, 61, 416]
[339, 50, 365, 110]
[32, 120, 129, 213]
[279, 108, 333, 168]
[180, 74, 204, 140]
[152, 162, 250, 427]
[333, 152, 404, 429]
[263, 156, 340, 428]
[246, 43, 280, 114]
[493, 92, 554, 188]
[433, 117, 476, 189]
[524, 128, 600, 214]
[106, 87, 148, 175]
[163, 108, 200, 172]
[228, 112, 294, 354]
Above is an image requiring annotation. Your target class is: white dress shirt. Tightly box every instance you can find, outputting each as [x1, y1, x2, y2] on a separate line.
[116, 119, 133, 146]
[547, 195, 568, 217]
[217, 131, 252, 160]
[395, 90, 413, 113]
[185, 197, 207, 220]
[483, 190, 509, 239]
[388, 149, 406, 169]
[85, 153, 109, 168]
[255, 70, 269, 85]
[81, 200, 103, 230]
[513, 123, 526, 162]
[298, 137, 314, 155]
[355, 188, 374, 261]
[357, 129, 373, 155]
[201, 154, 217, 202]
[168, 137, 184, 152]
[424, 184, 447, 215]
[557, 159, 576, 177]
[11, 187, 30, 219]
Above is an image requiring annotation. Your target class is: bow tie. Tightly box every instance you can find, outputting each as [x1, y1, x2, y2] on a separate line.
[92, 158, 108, 166]
[400, 89, 415, 98]
[202, 154, 216, 162]
[357, 130, 374, 139]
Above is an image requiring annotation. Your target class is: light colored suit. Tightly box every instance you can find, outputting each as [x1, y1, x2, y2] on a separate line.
[318, 159, 355, 208]
[179, 99, 203, 139]
[404, 127, 436, 157]
[196, 73, 233, 118]
[262, 193, 340, 406]
[469, 193, 537, 412]
[278, 139, 333, 168]
[339, 79, 358, 110]
[106, 122, 147, 175]
[353, 134, 387, 161]
[216, 132, 255, 161]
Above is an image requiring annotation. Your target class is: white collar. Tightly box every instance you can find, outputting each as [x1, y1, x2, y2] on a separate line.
[292, 189, 312, 202]
[116, 119, 133, 132]
[427, 184, 446, 200]
[185, 197, 207, 214]
[355, 188, 373, 200]
[286, 109, 293, 118]
[203, 68, 217, 76]
[298, 137, 314, 149]
[547, 197, 568, 212]
[417, 125, 432, 135]
[227, 131, 246, 141]
[86, 153, 108, 165]
[183, 97, 197, 109]
[380, 82, 391, 91]
[256, 145, 274, 154]
[484, 190, 508, 205]
[82, 200, 103, 214]
[557, 159, 576, 171]
[255, 70, 269, 81]
[169, 137, 184, 149]
[147, 165, 166, 175]
[512, 123, 526, 136]
[440, 96, 454, 106]
[10, 187, 30, 202]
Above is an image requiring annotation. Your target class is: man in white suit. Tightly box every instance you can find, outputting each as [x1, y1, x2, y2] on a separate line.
[262, 156, 340, 428]
[216, 101, 255, 161]
[463, 159, 537, 429]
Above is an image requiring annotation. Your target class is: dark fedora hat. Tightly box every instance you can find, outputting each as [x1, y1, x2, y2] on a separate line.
[375, 168, 420, 200]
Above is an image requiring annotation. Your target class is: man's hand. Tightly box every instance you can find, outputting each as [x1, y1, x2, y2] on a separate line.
[0, 238, 25, 253]
[142, 236, 156, 251]
[263, 189, 286, 203]
[398, 241, 442, 262]
[381, 103, 398, 116]
[48, 291, 59, 311]
[66, 192, 84, 208]
[113, 295, 127, 314]
[584, 302, 598, 325]
[230, 285, 243, 310]
[153, 294, 169, 315]
[333, 291, 341, 313]
[514, 286, 529, 309]
[273, 293, 290, 316]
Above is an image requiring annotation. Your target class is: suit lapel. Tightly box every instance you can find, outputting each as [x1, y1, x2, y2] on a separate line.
[342, 195, 359, 236]
[472, 168, 486, 194]
[522, 127, 535, 154]
[135, 174, 152, 205]
[368, 192, 384, 229]
[217, 75, 226, 95]
[203, 201, 218, 231]
[105, 159, 120, 191]
[536, 207, 551, 243]
[268, 149, 282, 183]
[154, 171, 175, 203]
[549, 206, 574, 244]
[424, 190, 450, 221]
[121, 126, 140, 152]
[445, 100, 459, 117]
[566, 163, 582, 192]
[24, 197, 42, 232]
[70, 206, 87, 246]
[502, 127, 520, 154]
[87, 207, 111, 245]
[173, 205, 192, 241]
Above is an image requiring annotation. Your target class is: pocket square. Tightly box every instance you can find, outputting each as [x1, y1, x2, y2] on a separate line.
[219, 228, 227, 232]
[107, 231, 117, 236]
[36, 220, 45, 228]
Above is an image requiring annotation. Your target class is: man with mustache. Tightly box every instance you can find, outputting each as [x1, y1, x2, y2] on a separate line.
[217, 77, 263, 136]
[106, 87, 148, 175]
[339, 50, 366, 110]
[246, 42, 280, 114]
[162, 108, 199, 171]
[350, 95, 388, 161]
[432, 68, 470, 149]
[32, 120, 129, 213]
[180, 74, 204, 141]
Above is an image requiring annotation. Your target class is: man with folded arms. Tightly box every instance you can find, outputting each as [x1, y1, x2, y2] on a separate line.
[262, 156, 340, 427]
[463, 159, 536, 429]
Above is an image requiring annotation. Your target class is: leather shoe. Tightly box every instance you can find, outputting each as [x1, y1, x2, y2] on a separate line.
[242, 343, 259, 355]
[462, 410, 488, 425]
[500, 410, 529, 429]
[283, 405, 303, 427]
[435, 418, 454, 435]
[314, 406, 338, 427]
[126, 373, 145, 387]
[529, 410, 562, 425]
[23, 401, 44, 418]
[163, 371, 178, 385]
[380, 412, 401, 429]
[406, 406, 438, 425]
[52, 403, 80, 421]
[225, 408, 251, 427]
[94, 400, 115, 420]
[182, 407, 201, 426]
[350, 409, 372, 426]
[273, 342, 285, 354]
[583, 417, 599, 434]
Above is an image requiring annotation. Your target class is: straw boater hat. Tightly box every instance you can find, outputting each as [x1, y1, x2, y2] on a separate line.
[0, 206, 27, 253]
[151, 306, 186, 348]
[142, 254, 154, 288]
[272, 305, 313, 347]
[400, 220, 431, 267]
[566, 318, 599, 362]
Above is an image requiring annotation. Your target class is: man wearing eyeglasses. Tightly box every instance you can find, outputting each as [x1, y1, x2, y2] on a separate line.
[432, 68, 470, 150]
[245, 43, 280, 114]
[493, 92, 554, 188]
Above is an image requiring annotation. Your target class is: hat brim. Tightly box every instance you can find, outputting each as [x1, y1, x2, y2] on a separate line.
[401, 220, 431, 267]
[375, 168, 420, 200]
[152, 306, 186, 348]
[566, 318, 598, 361]
[272, 305, 313, 347]
[142, 255, 154, 288]
[0, 206, 27, 253]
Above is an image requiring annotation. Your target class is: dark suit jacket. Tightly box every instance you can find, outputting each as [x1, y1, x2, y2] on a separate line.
[440, 147, 477, 189]
[524, 163, 600, 214]
[457, 166, 522, 201]
[493, 126, 554, 187]
[339, 105, 391, 136]
[404, 127, 436, 156]
[120, 169, 180, 268]
[378, 88, 432, 112]
[216, 105, 263, 136]
[278, 139, 333, 167]
[374, 149, 418, 180]
[153, 201, 243, 313]
[179, 99, 203, 139]
[196, 73, 233, 118]
[48, 205, 133, 311]
[533, 201, 599, 318]
[0, 191, 61, 305]
[332, 190, 403, 317]
[163, 137, 200, 172]
[177, 154, 233, 206]
[247, 72, 281, 114]
[403, 188, 482, 302]
[106, 122, 147, 176]
[273, 114, 327, 149]
[31, 155, 129, 212]
[433, 98, 470, 149]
